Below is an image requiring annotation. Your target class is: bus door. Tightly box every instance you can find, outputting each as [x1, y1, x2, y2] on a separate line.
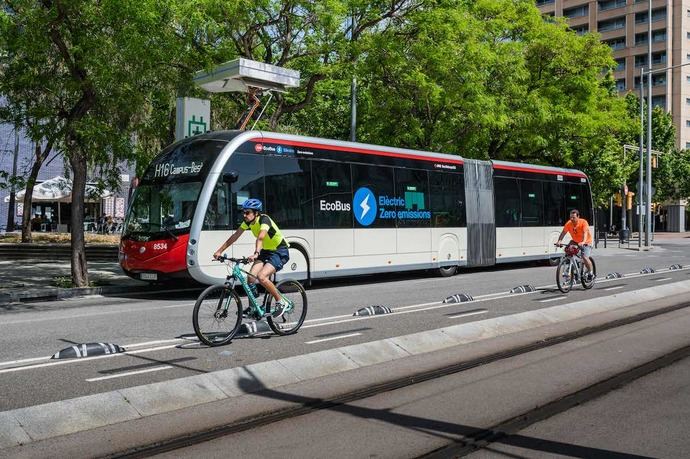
[464, 160, 496, 267]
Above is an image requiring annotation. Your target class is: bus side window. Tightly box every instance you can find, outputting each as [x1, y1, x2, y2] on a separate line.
[312, 160, 353, 229]
[225, 153, 265, 227]
[395, 168, 430, 228]
[264, 156, 313, 229]
[203, 181, 231, 230]
[494, 178, 520, 227]
[519, 180, 544, 227]
[429, 171, 465, 227]
[543, 180, 565, 226]
[352, 163, 395, 228]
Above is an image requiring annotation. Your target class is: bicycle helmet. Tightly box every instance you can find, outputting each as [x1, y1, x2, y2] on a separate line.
[242, 198, 263, 211]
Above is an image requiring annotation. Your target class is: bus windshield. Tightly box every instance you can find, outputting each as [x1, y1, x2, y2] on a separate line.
[123, 182, 202, 238]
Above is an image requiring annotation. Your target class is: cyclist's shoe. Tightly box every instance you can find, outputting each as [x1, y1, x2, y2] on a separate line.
[242, 306, 252, 318]
[271, 301, 286, 318]
[585, 272, 595, 282]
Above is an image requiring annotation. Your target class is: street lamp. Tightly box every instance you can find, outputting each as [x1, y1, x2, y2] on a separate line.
[639, 61, 690, 248]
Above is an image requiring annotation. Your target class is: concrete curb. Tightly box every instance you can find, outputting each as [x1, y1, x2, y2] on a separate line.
[2, 280, 690, 450]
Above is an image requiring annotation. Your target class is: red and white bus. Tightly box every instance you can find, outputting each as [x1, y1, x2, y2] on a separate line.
[120, 130, 593, 284]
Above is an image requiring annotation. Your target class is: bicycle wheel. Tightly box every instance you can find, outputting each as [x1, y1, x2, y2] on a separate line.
[580, 257, 597, 289]
[267, 279, 308, 335]
[556, 257, 574, 293]
[193, 284, 243, 346]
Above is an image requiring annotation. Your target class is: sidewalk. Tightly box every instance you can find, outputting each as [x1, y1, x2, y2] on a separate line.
[0, 259, 152, 306]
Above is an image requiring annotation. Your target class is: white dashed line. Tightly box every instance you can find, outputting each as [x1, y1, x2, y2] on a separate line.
[305, 333, 362, 344]
[538, 296, 568, 303]
[447, 310, 489, 319]
[604, 286, 625, 291]
[86, 365, 172, 382]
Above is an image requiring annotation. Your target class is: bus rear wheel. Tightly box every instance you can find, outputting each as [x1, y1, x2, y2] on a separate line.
[438, 265, 457, 277]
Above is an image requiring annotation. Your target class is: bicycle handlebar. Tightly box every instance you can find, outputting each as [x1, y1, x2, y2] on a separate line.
[215, 255, 250, 264]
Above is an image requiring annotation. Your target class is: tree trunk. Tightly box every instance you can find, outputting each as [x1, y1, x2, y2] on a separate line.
[69, 151, 89, 287]
[20, 154, 44, 243]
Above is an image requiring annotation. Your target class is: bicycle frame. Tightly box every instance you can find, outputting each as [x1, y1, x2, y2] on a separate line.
[226, 262, 270, 317]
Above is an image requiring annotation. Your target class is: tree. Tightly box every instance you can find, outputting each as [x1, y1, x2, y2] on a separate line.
[0, 0, 190, 286]
[356, 0, 636, 205]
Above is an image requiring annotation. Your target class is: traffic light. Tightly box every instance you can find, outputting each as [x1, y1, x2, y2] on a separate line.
[651, 154, 658, 168]
[650, 202, 657, 213]
[614, 192, 622, 207]
[626, 192, 634, 210]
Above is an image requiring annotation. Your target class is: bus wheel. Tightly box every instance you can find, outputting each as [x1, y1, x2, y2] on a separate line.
[438, 265, 457, 277]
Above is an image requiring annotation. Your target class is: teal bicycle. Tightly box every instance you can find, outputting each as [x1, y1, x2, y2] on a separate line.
[192, 255, 308, 346]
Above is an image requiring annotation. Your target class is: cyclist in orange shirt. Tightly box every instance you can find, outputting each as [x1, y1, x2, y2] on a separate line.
[557, 209, 594, 280]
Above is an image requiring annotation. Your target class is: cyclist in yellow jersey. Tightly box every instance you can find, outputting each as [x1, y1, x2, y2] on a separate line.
[214, 198, 290, 317]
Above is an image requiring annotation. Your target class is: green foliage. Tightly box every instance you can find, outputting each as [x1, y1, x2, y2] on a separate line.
[3, 0, 680, 215]
[355, 0, 636, 205]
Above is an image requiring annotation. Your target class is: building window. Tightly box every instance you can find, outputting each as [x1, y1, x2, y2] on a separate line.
[636, 8, 666, 24]
[571, 24, 589, 35]
[651, 96, 665, 110]
[686, 142, 690, 149]
[686, 75, 690, 83]
[599, 17, 626, 32]
[599, 0, 626, 11]
[634, 75, 665, 88]
[564, 5, 588, 18]
[536, 0, 555, 6]
[686, 120, 690, 127]
[615, 58, 626, 72]
[635, 52, 666, 67]
[606, 37, 626, 50]
[616, 78, 626, 91]
[686, 98, 690, 105]
[635, 30, 666, 46]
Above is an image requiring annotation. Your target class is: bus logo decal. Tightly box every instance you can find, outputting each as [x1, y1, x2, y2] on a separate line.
[354, 187, 377, 226]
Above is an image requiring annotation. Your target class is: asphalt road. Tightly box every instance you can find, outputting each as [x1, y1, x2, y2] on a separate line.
[146, 289, 690, 459]
[1, 239, 689, 412]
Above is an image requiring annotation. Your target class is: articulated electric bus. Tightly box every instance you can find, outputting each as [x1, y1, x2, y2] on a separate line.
[120, 130, 593, 285]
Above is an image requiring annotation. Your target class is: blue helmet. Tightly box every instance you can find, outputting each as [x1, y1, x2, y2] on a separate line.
[242, 198, 263, 211]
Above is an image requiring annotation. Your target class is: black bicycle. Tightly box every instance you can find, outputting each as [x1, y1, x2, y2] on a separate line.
[555, 242, 597, 293]
[192, 256, 308, 346]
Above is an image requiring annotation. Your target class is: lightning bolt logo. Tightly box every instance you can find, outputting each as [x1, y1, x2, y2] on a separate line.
[360, 194, 370, 219]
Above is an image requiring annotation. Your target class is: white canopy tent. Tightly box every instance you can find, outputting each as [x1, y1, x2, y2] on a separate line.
[4, 176, 113, 225]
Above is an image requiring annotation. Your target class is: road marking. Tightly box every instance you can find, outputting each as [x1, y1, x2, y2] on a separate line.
[604, 286, 624, 291]
[305, 333, 362, 345]
[538, 296, 568, 303]
[654, 277, 673, 282]
[86, 365, 173, 382]
[0, 344, 181, 375]
[0, 303, 190, 325]
[447, 310, 489, 319]
[3, 267, 689, 373]
[0, 356, 51, 367]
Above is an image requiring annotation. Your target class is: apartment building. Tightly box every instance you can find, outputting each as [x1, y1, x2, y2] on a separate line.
[537, 0, 690, 150]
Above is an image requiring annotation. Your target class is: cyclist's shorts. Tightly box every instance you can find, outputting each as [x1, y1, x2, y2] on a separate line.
[257, 247, 290, 272]
[581, 244, 592, 258]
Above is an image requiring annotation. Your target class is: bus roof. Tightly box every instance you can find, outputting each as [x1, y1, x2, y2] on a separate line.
[183, 130, 587, 180]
